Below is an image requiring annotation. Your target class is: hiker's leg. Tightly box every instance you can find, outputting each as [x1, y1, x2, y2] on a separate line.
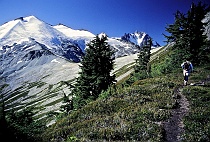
[185, 73, 189, 81]
[185, 72, 189, 85]
[183, 70, 188, 86]
[184, 76, 188, 85]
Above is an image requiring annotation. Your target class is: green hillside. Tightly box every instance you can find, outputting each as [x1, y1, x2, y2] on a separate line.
[42, 45, 210, 141]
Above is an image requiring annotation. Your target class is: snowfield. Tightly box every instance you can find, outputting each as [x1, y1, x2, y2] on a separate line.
[0, 16, 66, 49]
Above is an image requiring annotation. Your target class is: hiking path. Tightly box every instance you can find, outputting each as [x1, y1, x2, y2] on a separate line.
[163, 85, 189, 142]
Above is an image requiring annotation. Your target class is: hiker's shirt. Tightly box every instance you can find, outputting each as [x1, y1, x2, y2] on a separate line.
[181, 61, 193, 76]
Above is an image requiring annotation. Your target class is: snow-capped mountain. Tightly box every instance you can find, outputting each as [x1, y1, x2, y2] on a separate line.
[121, 31, 160, 48]
[0, 16, 84, 120]
[0, 38, 80, 122]
[53, 24, 95, 51]
[0, 38, 79, 89]
[0, 16, 84, 62]
[54, 24, 151, 57]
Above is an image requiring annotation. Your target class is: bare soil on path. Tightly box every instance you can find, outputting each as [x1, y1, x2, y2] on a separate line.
[163, 75, 210, 142]
[163, 86, 190, 142]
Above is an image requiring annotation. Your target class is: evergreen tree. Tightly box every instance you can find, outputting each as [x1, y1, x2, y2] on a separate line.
[60, 94, 73, 114]
[0, 84, 8, 140]
[186, 2, 210, 64]
[0, 97, 7, 140]
[135, 38, 152, 72]
[2, 108, 46, 142]
[72, 34, 115, 109]
[164, 2, 210, 65]
[164, 11, 185, 44]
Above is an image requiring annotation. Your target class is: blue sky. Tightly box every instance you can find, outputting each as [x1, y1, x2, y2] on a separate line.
[0, 0, 209, 46]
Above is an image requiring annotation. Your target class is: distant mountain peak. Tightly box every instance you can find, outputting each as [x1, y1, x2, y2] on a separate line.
[0, 15, 66, 48]
[121, 31, 161, 48]
[0, 15, 84, 62]
[98, 32, 107, 39]
[14, 17, 24, 21]
[14, 15, 40, 23]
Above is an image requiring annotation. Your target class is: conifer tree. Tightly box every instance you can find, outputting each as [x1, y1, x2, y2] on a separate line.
[135, 38, 152, 72]
[0, 97, 7, 140]
[164, 2, 210, 65]
[186, 2, 210, 64]
[60, 94, 73, 114]
[72, 34, 115, 109]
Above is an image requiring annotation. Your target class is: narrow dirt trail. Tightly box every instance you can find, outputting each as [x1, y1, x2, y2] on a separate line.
[163, 74, 210, 141]
[163, 86, 190, 142]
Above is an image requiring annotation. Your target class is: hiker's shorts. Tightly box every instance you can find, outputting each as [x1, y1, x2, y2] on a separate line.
[183, 70, 190, 76]
[183, 70, 190, 81]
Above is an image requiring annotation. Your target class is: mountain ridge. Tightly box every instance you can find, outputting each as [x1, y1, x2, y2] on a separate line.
[0, 15, 84, 62]
[121, 31, 160, 47]
[0, 15, 161, 57]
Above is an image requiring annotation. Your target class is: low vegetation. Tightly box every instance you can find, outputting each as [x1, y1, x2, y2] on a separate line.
[42, 48, 210, 142]
[43, 77, 174, 141]
[181, 65, 210, 141]
[41, 46, 210, 142]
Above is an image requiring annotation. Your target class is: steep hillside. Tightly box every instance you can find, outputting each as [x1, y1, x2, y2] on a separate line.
[0, 39, 80, 121]
[42, 44, 210, 142]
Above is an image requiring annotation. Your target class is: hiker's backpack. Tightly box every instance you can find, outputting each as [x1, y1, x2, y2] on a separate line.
[183, 62, 190, 71]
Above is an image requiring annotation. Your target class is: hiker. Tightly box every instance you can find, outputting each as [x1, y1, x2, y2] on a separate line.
[181, 60, 193, 86]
